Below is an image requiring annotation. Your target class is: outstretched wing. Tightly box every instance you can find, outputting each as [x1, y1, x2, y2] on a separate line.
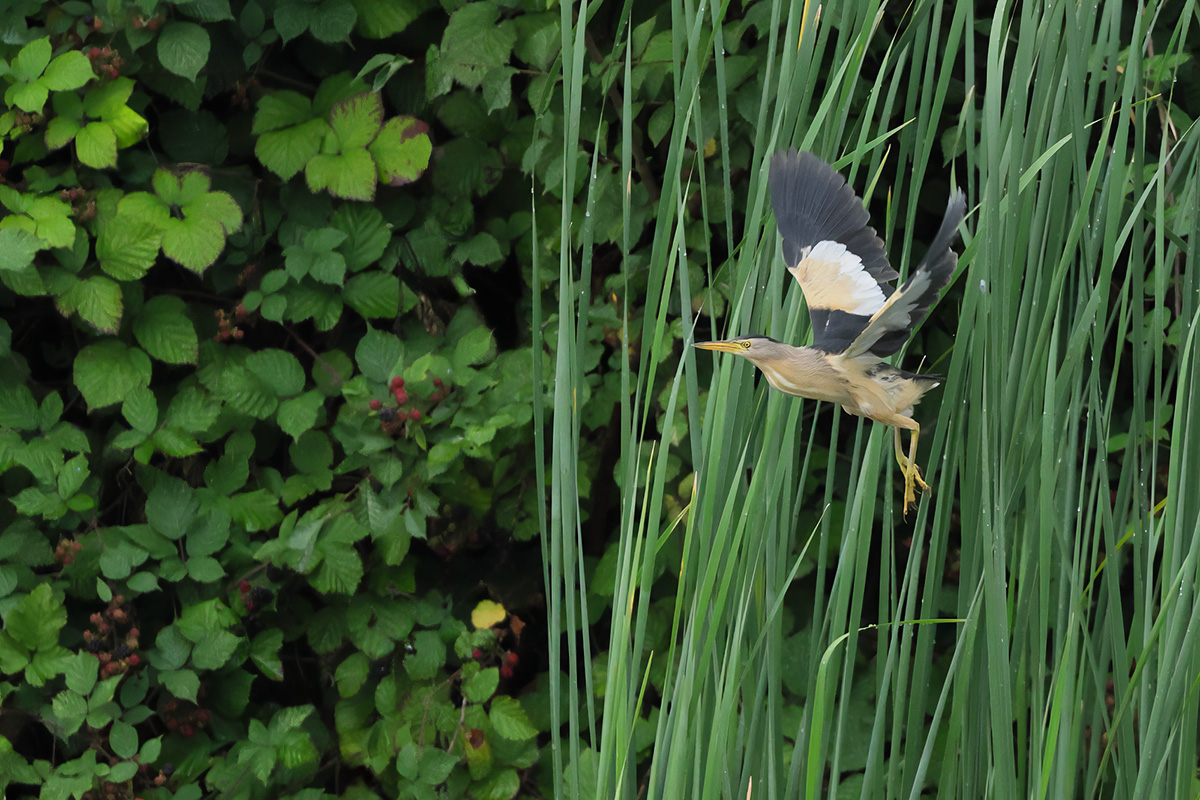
[843, 190, 967, 358]
[769, 149, 897, 353]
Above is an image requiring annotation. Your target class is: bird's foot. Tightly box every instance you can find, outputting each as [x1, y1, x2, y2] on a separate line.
[902, 463, 930, 518]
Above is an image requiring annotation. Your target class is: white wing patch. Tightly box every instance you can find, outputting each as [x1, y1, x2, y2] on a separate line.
[788, 240, 886, 315]
[844, 270, 932, 358]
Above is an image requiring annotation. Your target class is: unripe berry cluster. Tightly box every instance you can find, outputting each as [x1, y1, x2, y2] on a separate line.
[82, 595, 141, 679]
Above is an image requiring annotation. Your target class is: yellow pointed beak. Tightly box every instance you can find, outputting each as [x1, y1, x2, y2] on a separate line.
[693, 340, 745, 353]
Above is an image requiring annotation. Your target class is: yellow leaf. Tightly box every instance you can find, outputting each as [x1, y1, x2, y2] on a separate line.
[471, 599, 506, 629]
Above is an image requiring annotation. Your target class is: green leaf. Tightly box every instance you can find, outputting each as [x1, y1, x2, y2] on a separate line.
[57, 275, 123, 334]
[306, 148, 376, 201]
[75, 121, 118, 169]
[251, 629, 284, 681]
[255, 118, 328, 181]
[133, 295, 198, 364]
[0, 228, 42, 271]
[279, 390, 324, 439]
[109, 720, 138, 759]
[309, 0, 357, 42]
[329, 92, 382, 149]
[45, 116, 82, 151]
[97, 216, 161, 280]
[158, 22, 211, 81]
[463, 666, 499, 703]
[369, 116, 431, 186]
[186, 556, 224, 582]
[160, 216, 227, 273]
[453, 231, 503, 266]
[0, 384, 39, 430]
[161, 669, 200, 702]
[352, 0, 421, 38]
[403, 629, 444, 680]
[42, 51, 96, 91]
[454, 324, 494, 371]
[10, 37, 51, 82]
[146, 477, 200, 539]
[52, 690, 88, 736]
[273, 1, 316, 43]
[331, 204, 391, 271]
[355, 327, 403, 382]
[73, 341, 152, 409]
[253, 91, 315, 133]
[437, 3, 517, 93]
[245, 349, 305, 396]
[83, 78, 135, 118]
[64, 652, 99, 695]
[6, 584, 66, 651]
[489, 695, 537, 741]
[344, 271, 399, 319]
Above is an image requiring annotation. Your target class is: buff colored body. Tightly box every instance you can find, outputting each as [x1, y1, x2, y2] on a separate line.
[696, 150, 966, 513]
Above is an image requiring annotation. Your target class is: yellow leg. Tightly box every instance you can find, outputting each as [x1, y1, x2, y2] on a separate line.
[901, 425, 929, 516]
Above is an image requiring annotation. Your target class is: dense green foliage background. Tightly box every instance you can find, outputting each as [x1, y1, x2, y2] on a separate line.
[1, 0, 1198, 799]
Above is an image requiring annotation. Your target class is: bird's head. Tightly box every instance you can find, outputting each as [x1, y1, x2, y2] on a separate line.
[693, 336, 785, 368]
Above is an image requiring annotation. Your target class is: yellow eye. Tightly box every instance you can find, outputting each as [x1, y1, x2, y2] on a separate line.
[741, 340, 752, 350]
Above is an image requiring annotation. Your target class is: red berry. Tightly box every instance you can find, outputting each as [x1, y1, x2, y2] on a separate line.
[433, 378, 444, 388]
[408, 409, 421, 421]
[87, 47, 101, 58]
[394, 389, 407, 405]
[505, 652, 519, 667]
[166, 718, 178, 730]
[500, 666, 513, 679]
[62, 555, 74, 565]
[238, 579, 251, 592]
[197, 709, 210, 722]
[369, 399, 382, 410]
[472, 648, 482, 660]
[390, 376, 405, 390]
[128, 654, 140, 666]
[147, 17, 160, 30]
[72, 541, 83, 552]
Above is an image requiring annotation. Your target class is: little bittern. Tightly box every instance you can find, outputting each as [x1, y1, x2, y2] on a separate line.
[696, 149, 966, 514]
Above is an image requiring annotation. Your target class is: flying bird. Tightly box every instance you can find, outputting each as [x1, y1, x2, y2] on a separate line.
[695, 149, 966, 514]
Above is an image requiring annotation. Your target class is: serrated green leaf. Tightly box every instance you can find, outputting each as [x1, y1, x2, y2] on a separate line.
[44, 116, 81, 151]
[42, 51, 96, 91]
[306, 148, 376, 201]
[454, 324, 493, 371]
[253, 91, 315, 133]
[158, 22, 211, 81]
[369, 116, 431, 186]
[83, 77, 135, 118]
[355, 327, 403, 382]
[251, 629, 284, 681]
[256, 118, 328, 181]
[245, 349, 305, 396]
[161, 669, 200, 702]
[133, 295, 198, 364]
[57, 274, 123, 335]
[453, 231, 503, 267]
[329, 92, 382, 149]
[75, 121, 118, 169]
[64, 652, 99, 695]
[489, 695, 537, 741]
[186, 556, 224, 583]
[344, 271, 399, 319]
[146, 477, 200, 539]
[463, 666, 499, 703]
[403, 629, 443, 680]
[6, 584, 66, 650]
[161, 215, 227, 273]
[0, 384, 39, 430]
[0, 228, 41, 271]
[278, 390, 324, 439]
[73, 341, 152, 409]
[97, 216, 161, 280]
[11, 38, 51, 82]
[52, 690, 88, 736]
[109, 720, 139, 759]
[309, 0, 357, 42]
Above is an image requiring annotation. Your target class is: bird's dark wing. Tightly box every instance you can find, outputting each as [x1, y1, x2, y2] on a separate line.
[769, 149, 896, 353]
[843, 190, 967, 358]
